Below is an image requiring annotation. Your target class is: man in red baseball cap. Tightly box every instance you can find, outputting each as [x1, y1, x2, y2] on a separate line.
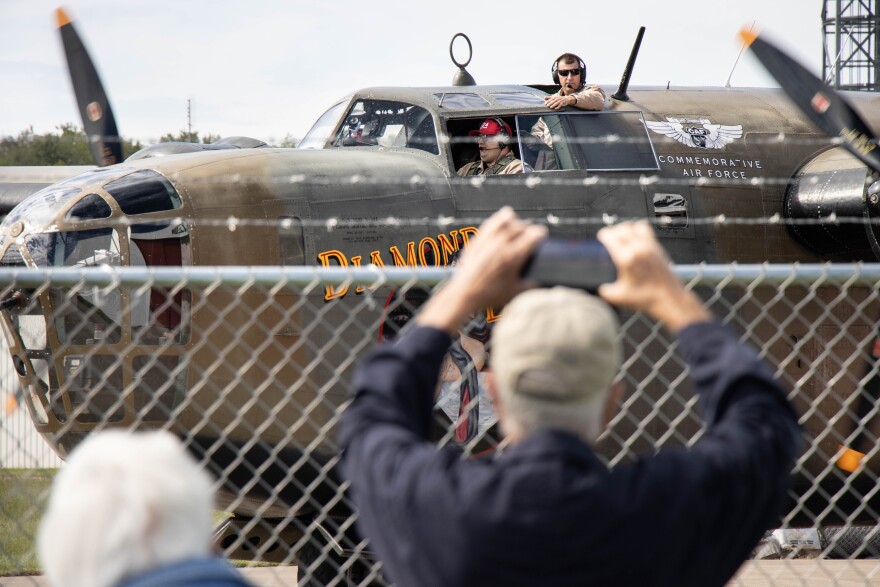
[457, 118, 526, 176]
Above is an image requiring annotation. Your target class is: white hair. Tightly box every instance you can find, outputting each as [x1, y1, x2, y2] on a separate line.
[38, 430, 215, 587]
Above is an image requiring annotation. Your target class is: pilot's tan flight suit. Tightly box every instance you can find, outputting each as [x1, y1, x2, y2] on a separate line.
[531, 84, 606, 148]
[457, 152, 526, 176]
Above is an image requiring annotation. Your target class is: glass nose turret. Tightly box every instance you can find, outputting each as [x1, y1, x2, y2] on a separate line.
[0, 168, 191, 454]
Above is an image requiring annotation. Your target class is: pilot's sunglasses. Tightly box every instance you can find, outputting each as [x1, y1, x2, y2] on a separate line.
[558, 68, 581, 77]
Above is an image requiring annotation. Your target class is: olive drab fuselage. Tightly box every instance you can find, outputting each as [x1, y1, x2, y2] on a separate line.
[3, 83, 880, 528]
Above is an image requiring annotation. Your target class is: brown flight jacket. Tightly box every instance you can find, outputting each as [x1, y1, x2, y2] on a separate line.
[457, 152, 525, 176]
[532, 84, 607, 147]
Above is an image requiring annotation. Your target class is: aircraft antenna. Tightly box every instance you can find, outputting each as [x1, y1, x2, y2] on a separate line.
[450, 33, 476, 86]
[611, 26, 645, 102]
[724, 20, 756, 88]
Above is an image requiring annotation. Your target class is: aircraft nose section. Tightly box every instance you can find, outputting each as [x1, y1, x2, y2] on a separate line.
[0, 168, 192, 446]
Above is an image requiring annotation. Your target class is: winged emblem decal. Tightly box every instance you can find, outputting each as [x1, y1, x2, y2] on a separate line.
[645, 117, 743, 149]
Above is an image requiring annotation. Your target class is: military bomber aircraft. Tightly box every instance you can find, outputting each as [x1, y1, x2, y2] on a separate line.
[2, 11, 880, 571]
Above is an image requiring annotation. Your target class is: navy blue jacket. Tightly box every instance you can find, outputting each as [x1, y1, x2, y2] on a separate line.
[116, 557, 252, 587]
[341, 321, 801, 587]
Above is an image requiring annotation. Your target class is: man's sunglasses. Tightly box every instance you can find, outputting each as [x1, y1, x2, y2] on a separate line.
[558, 68, 581, 77]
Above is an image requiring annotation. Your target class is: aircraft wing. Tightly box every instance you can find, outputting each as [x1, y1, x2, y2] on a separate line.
[0, 166, 95, 213]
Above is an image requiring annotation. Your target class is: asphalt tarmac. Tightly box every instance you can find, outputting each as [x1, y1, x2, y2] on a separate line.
[0, 566, 297, 587]
[2, 560, 879, 586]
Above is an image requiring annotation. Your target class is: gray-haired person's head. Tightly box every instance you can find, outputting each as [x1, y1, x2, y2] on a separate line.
[38, 430, 215, 587]
[491, 287, 622, 443]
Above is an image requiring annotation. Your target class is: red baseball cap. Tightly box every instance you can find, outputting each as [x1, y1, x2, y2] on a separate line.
[468, 118, 512, 138]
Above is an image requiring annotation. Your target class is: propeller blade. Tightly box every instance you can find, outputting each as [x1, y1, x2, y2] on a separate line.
[740, 28, 880, 175]
[56, 7, 122, 167]
[741, 29, 880, 474]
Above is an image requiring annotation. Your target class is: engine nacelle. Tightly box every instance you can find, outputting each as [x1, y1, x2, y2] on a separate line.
[785, 147, 880, 261]
[127, 136, 269, 161]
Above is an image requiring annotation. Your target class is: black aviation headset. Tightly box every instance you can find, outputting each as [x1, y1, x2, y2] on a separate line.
[551, 53, 587, 89]
[488, 117, 511, 148]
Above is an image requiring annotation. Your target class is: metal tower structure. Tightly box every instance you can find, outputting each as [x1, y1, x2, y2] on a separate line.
[823, 0, 880, 91]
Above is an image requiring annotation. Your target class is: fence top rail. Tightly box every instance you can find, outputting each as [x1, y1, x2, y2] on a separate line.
[0, 263, 878, 288]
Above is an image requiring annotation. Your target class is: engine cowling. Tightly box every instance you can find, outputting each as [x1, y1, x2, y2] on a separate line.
[127, 136, 269, 161]
[785, 147, 880, 261]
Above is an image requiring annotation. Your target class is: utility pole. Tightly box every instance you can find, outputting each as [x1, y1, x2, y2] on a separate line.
[187, 98, 193, 140]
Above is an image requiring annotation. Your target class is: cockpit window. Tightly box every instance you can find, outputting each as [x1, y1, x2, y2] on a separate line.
[24, 228, 121, 274]
[490, 92, 545, 107]
[65, 194, 112, 221]
[514, 111, 659, 172]
[24, 229, 126, 344]
[300, 99, 349, 150]
[333, 100, 438, 155]
[22, 226, 188, 346]
[432, 93, 490, 109]
[104, 170, 181, 215]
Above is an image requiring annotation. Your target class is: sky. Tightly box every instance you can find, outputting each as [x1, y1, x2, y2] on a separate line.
[0, 1, 828, 145]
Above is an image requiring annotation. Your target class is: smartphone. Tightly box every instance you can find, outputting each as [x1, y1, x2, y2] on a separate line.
[521, 238, 617, 293]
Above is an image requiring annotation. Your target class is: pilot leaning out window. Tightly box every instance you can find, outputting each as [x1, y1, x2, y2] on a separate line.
[457, 118, 526, 176]
[532, 52, 606, 148]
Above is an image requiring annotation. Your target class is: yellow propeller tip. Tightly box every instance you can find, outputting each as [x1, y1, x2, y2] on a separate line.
[836, 445, 866, 473]
[55, 7, 72, 29]
[738, 27, 758, 48]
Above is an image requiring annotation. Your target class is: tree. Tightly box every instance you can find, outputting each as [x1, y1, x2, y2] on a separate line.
[160, 130, 221, 144]
[0, 125, 143, 166]
[278, 134, 299, 148]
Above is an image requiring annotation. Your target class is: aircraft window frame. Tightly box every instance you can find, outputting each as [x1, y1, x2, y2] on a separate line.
[490, 92, 545, 107]
[446, 117, 533, 174]
[103, 170, 181, 215]
[65, 193, 112, 221]
[57, 168, 132, 187]
[129, 225, 191, 345]
[299, 100, 349, 149]
[63, 351, 125, 423]
[432, 93, 491, 109]
[3, 187, 82, 227]
[27, 358, 52, 424]
[514, 111, 660, 173]
[332, 99, 439, 155]
[22, 226, 189, 347]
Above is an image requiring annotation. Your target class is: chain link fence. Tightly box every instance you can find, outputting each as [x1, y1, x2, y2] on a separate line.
[1, 260, 879, 586]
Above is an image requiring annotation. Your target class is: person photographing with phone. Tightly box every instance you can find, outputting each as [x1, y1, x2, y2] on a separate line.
[341, 208, 800, 587]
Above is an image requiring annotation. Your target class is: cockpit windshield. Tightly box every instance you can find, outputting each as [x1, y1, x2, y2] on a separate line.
[332, 99, 439, 155]
[299, 100, 348, 150]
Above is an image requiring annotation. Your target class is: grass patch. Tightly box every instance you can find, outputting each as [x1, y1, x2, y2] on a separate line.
[0, 476, 254, 576]
[0, 469, 56, 576]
